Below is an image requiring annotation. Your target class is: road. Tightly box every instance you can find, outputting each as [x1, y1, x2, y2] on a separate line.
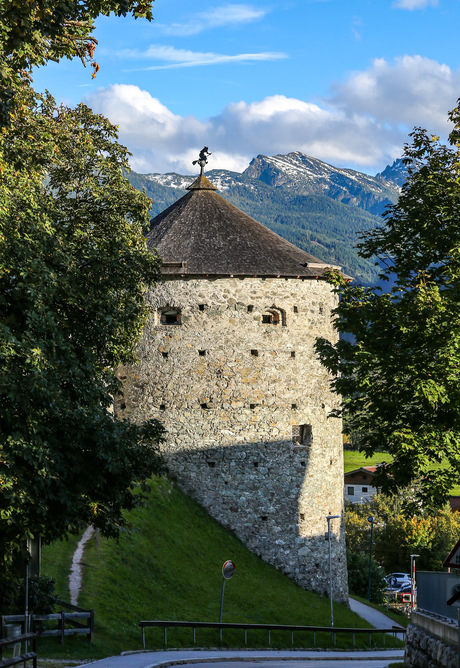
[80, 649, 405, 667]
[80, 598, 405, 667]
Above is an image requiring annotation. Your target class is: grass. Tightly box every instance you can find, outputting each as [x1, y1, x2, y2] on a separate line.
[343, 451, 392, 474]
[344, 449, 460, 495]
[39, 476, 379, 661]
[42, 533, 81, 602]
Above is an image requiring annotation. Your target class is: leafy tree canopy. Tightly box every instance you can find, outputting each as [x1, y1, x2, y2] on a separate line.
[0, 89, 164, 566]
[316, 101, 460, 508]
[0, 0, 155, 126]
[345, 493, 460, 573]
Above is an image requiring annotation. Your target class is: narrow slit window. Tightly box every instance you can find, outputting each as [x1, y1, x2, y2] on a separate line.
[162, 352, 168, 359]
[291, 351, 296, 358]
[159, 404, 166, 411]
[198, 350, 206, 356]
[247, 305, 254, 312]
[293, 306, 298, 313]
[251, 349, 259, 357]
[198, 304, 206, 311]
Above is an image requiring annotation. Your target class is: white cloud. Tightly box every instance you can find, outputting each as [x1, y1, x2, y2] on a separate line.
[84, 56, 460, 175]
[327, 55, 460, 131]
[85, 86, 401, 174]
[393, 0, 438, 8]
[116, 44, 287, 71]
[159, 3, 268, 36]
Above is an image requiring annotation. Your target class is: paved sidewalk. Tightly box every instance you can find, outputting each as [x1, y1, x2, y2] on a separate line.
[348, 598, 405, 630]
[80, 648, 405, 668]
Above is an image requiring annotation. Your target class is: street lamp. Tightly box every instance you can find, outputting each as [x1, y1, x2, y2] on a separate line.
[326, 515, 340, 627]
[410, 554, 419, 610]
[367, 515, 375, 601]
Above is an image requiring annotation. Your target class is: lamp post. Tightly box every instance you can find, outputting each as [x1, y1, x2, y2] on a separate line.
[326, 515, 340, 627]
[367, 515, 375, 601]
[410, 554, 419, 610]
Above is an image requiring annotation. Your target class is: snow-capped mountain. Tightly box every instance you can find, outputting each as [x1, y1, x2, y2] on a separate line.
[128, 151, 407, 286]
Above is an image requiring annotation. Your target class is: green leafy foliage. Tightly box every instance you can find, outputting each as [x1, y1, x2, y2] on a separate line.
[0, 90, 164, 573]
[316, 101, 460, 507]
[345, 493, 460, 573]
[0, 0, 155, 127]
[346, 550, 386, 603]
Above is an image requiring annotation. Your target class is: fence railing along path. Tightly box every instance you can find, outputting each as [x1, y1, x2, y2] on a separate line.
[1, 599, 94, 645]
[0, 632, 38, 668]
[139, 620, 406, 650]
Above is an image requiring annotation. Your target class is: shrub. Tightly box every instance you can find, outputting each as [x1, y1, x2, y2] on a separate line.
[347, 550, 387, 603]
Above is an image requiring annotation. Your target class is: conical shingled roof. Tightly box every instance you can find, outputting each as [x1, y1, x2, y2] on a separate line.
[147, 174, 339, 278]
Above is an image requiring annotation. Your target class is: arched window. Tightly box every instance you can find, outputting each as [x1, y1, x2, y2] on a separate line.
[159, 307, 181, 325]
[261, 307, 286, 326]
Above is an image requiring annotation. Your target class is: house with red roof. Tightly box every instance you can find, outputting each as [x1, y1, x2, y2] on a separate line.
[344, 466, 379, 504]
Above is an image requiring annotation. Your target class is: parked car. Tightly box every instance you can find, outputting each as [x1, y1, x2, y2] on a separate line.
[385, 572, 411, 590]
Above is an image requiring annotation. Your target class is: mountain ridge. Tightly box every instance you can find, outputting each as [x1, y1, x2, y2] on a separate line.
[127, 152, 407, 286]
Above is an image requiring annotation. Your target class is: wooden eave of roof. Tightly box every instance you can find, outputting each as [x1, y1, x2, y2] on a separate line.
[344, 466, 378, 478]
[147, 185, 343, 279]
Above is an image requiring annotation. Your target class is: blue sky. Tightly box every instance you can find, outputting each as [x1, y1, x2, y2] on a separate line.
[33, 0, 460, 175]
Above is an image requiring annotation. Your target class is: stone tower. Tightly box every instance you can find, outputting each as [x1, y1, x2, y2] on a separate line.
[119, 167, 348, 602]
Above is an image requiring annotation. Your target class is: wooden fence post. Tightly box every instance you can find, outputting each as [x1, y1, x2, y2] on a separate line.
[88, 610, 94, 643]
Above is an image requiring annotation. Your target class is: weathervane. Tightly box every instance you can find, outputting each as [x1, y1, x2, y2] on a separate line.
[192, 146, 212, 176]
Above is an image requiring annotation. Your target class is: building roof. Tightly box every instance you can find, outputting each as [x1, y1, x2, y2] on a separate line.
[345, 466, 379, 476]
[449, 497, 460, 512]
[146, 174, 341, 278]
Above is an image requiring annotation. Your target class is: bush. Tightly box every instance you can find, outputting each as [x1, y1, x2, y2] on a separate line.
[347, 550, 387, 603]
[0, 576, 57, 614]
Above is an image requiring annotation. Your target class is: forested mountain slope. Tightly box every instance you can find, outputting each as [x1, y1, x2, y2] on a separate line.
[127, 152, 406, 285]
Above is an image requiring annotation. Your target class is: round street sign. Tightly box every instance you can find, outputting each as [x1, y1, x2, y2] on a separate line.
[222, 560, 236, 579]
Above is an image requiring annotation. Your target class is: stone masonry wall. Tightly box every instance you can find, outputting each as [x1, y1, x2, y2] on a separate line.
[118, 276, 348, 602]
[405, 623, 458, 668]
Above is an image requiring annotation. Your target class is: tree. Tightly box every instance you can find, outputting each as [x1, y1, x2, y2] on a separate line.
[316, 101, 460, 508]
[346, 550, 386, 603]
[0, 90, 164, 570]
[345, 494, 460, 573]
[0, 0, 155, 127]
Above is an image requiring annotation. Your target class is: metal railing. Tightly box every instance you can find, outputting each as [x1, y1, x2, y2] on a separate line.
[139, 620, 405, 650]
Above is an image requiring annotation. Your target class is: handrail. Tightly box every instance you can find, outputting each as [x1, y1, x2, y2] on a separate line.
[139, 620, 405, 650]
[0, 632, 38, 668]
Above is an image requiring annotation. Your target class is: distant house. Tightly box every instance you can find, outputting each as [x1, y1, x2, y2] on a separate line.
[344, 466, 379, 504]
[449, 497, 460, 512]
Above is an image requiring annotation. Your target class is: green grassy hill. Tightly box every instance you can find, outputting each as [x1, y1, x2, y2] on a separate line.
[41, 476, 370, 661]
[344, 450, 460, 495]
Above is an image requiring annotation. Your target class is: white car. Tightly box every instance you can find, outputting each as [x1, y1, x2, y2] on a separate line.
[386, 572, 411, 589]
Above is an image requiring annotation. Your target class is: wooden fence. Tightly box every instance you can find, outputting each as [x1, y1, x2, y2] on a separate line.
[0, 632, 38, 668]
[1, 600, 94, 645]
